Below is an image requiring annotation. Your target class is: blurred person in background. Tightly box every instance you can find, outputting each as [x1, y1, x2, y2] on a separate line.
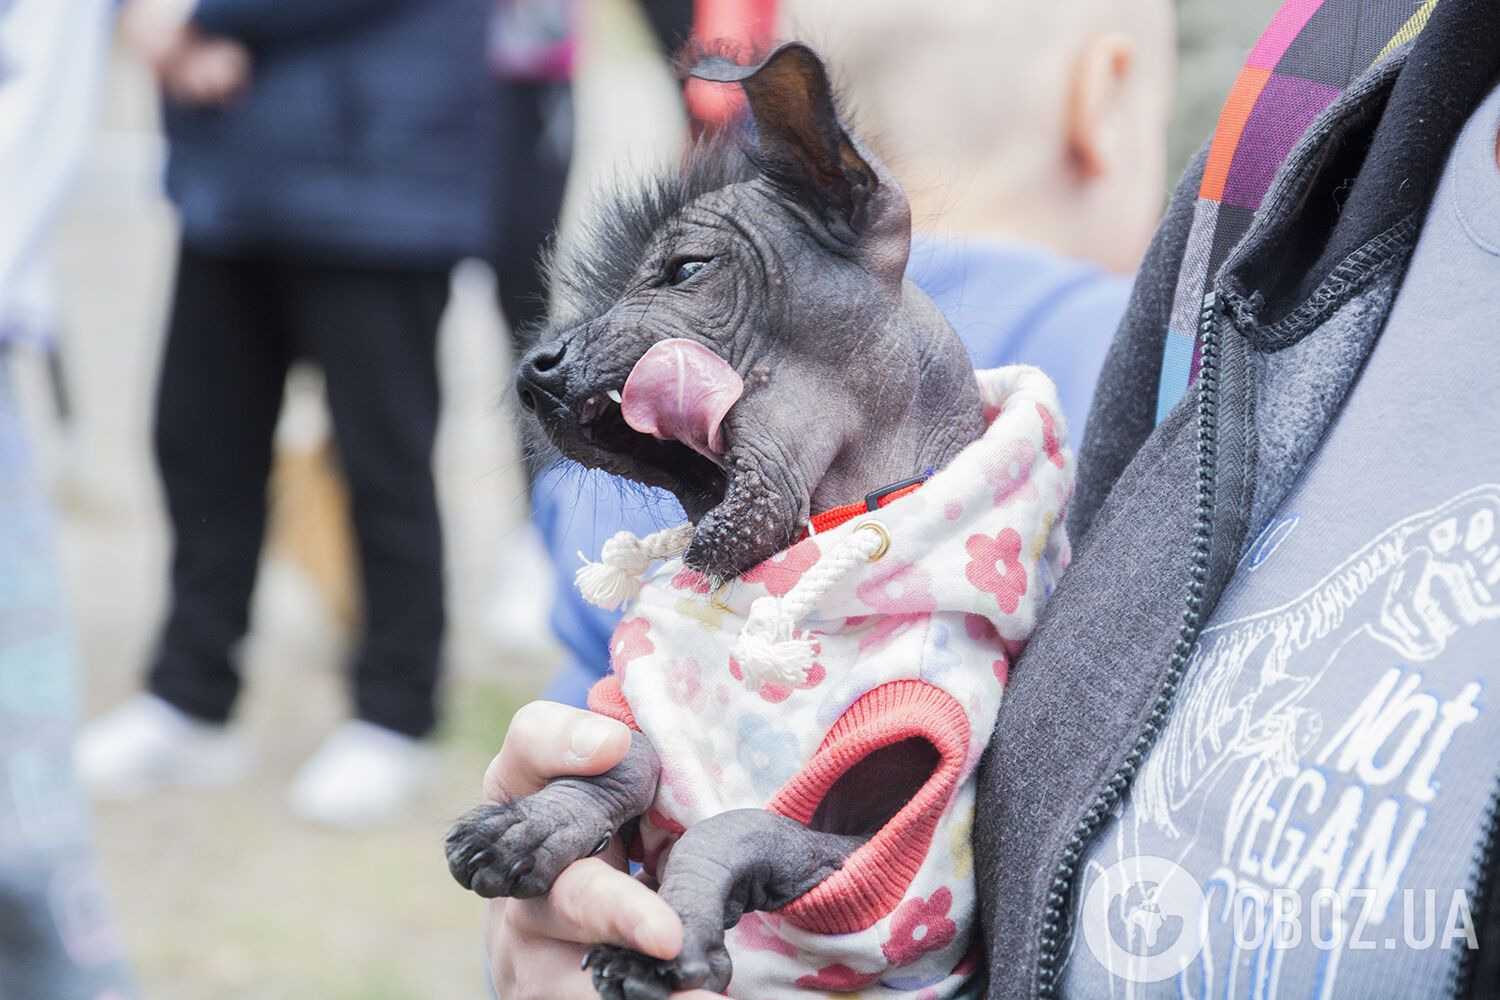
[488, 0, 577, 346]
[530, 0, 1175, 711]
[0, 0, 134, 994]
[480, 0, 581, 664]
[75, 0, 497, 830]
[485, 0, 779, 354]
[484, 0, 771, 361]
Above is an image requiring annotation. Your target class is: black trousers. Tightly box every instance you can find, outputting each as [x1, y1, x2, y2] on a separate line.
[487, 5, 690, 347]
[492, 79, 573, 347]
[149, 246, 450, 737]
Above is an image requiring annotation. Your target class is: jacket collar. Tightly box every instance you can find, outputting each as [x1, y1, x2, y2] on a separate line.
[1220, 0, 1500, 346]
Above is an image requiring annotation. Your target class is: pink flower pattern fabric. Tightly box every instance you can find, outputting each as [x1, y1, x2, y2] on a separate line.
[609, 617, 654, 674]
[963, 529, 1029, 614]
[882, 888, 959, 967]
[589, 367, 1074, 997]
[740, 541, 822, 596]
[987, 438, 1040, 506]
[664, 657, 707, 712]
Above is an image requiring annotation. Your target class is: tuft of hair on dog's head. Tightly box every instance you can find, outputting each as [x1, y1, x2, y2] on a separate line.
[544, 124, 760, 331]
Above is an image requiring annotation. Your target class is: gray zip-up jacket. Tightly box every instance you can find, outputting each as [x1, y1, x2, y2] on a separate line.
[973, 1, 1500, 996]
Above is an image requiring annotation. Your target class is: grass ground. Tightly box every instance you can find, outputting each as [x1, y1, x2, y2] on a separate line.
[88, 672, 535, 1000]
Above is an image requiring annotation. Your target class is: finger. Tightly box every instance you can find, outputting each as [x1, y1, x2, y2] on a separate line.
[487, 902, 598, 1000]
[483, 701, 632, 802]
[191, 49, 235, 97]
[506, 857, 684, 960]
[217, 48, 254, 104]
[175, 57, 215, 103]
[145, 25, 193, 74]
[199, 40, 250, 84]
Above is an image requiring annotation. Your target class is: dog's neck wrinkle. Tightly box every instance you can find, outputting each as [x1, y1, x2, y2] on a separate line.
[806, 317, 983, 517]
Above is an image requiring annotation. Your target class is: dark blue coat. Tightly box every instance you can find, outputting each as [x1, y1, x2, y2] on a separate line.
[166, 0, 497, 266]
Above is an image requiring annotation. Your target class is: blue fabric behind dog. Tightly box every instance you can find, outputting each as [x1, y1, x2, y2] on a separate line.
[535, 237, 1130, 706]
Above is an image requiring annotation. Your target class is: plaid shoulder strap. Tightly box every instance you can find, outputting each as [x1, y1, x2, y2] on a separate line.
[1153, 0, 1439, 424]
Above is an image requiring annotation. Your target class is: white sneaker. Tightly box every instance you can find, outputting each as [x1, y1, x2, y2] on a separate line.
[75, 693, 253, 800]
[287, 720, 436, 831]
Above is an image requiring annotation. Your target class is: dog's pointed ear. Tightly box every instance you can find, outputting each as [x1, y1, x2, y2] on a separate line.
[688, 43, 906, 263]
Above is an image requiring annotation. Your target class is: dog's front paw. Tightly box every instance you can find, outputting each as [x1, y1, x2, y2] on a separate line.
[584, 946, 674, 1000]
[445, 799, 612, 899]
[671, 925, 734, 994]
[583, 940, 731, 1000]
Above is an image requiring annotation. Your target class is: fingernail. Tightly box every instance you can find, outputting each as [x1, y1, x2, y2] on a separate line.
[568, 718, 619, 763]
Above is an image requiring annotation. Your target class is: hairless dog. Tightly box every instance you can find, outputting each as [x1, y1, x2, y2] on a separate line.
[448, 43, 1074, 999]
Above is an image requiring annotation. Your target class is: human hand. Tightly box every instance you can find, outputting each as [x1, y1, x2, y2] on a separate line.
[159, 35, 252, 107]
[121, 0, 251, 107]
[478, 701, 723, 999]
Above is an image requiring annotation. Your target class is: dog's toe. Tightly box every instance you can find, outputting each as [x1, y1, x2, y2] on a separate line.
[445, 799, 609, 899]
[584, 945, 674, 1000]
[665, 934, 732, 994]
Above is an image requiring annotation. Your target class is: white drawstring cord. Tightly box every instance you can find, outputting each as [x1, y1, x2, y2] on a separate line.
[577, 519, 889, 691]
[575, 524, 696, 611]
[731, 523, 887, 691]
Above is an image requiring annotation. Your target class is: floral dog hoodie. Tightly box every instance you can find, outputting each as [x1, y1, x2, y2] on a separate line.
[584, 366, 1074, 998]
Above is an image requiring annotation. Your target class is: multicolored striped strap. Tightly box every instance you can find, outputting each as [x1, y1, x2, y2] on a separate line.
[1153, 0, 1439, 424]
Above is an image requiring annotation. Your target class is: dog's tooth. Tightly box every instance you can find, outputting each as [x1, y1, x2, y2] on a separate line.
[605, 388, 622, 404]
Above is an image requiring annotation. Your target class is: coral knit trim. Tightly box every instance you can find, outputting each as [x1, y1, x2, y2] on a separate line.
[586, 674, 641, 732]
[767, 680, 971, 934]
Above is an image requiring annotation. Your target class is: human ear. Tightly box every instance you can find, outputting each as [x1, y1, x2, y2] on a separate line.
[1065, 31, 1136, 180]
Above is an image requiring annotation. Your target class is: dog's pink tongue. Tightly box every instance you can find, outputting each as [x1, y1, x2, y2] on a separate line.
[621, 338, 744, 461]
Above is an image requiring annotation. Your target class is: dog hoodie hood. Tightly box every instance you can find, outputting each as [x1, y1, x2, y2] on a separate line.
[585, 365, 1074, 997]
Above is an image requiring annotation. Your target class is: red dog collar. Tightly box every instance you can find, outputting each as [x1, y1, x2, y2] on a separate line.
[802, 473, 929, 538]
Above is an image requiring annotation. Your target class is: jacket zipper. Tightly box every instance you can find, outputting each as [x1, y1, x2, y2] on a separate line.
[1451, 778, 1500, 997]
[1034, 292, 1223, 997]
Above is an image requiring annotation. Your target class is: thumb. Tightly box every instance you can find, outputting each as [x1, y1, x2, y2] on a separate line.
[484, 701, 633, 802]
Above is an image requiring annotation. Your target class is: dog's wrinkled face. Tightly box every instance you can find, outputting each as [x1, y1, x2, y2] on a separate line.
[517, 44, 929, 579]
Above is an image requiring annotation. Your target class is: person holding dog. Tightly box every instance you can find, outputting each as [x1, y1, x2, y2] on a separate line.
[467, 0, 1500, 996]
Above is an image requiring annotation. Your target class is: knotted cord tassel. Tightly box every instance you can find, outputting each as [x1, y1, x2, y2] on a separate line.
[731, 596, 819, 689]
[731, 523, 887, 691]
[574, 524, 696, 611]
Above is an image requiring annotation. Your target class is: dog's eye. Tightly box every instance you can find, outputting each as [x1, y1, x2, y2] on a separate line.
[668, 258, 710, 286]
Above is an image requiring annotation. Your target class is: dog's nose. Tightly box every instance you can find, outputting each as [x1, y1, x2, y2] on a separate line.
[516, 342, 568, 413]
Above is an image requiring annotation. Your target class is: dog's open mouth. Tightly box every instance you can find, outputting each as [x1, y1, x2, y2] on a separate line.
[574, 390, 729, 512]
[561, 338, 745, 517]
